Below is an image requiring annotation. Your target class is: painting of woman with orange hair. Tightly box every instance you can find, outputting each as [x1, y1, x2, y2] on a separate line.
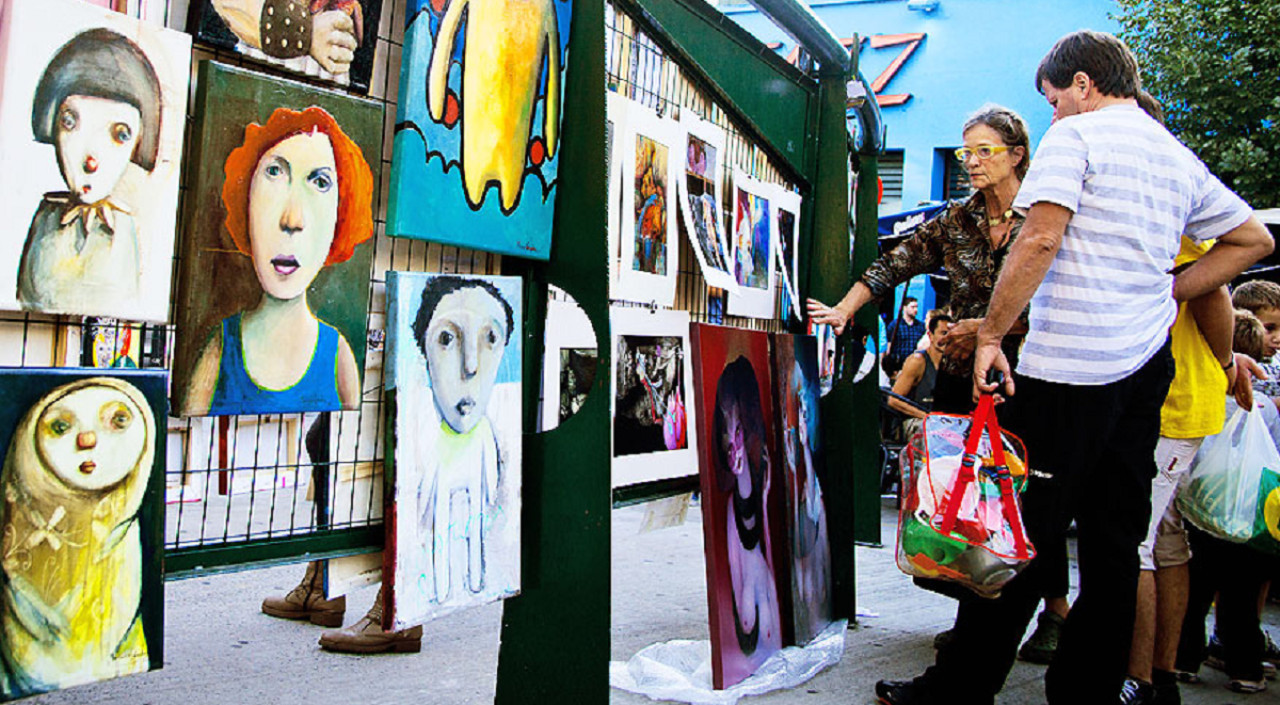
[172, 63, 383, 417]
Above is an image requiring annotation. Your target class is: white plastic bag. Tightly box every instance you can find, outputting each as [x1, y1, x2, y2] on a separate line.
[1179, 407, 1280, 542]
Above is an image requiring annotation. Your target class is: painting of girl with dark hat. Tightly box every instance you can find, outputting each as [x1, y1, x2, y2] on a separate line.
[0, 0, 190, 322]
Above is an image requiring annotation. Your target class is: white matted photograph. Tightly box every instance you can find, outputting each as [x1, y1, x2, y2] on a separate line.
[678, 112, 737, 293]
[728, 170, 778, 319]
[610, 306, 697, 488]
[772, 186, 803, 320]
[615, 97, 682, 307]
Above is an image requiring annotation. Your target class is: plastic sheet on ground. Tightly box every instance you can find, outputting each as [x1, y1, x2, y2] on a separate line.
[608, 619, 847, 705]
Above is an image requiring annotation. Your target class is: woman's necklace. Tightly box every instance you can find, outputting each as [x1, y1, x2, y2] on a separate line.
[987, 209, 1014, 227]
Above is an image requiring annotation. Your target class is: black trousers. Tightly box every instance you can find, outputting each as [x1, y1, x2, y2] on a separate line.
[916, 343, 1173, 704]
[1176, 526, 1276, 681]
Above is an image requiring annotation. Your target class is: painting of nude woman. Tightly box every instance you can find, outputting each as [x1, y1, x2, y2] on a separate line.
[171, 62, 381, 417]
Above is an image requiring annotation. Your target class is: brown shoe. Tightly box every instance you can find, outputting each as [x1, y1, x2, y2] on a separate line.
[262, 561, 346, 628]
[318, 590, 422, 654]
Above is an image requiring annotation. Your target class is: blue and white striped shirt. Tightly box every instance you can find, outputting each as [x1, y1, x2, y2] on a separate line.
[1013, 104, 1253, 385]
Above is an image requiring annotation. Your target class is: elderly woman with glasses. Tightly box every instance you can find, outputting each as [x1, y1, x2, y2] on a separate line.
[808, 104, 1031, 414]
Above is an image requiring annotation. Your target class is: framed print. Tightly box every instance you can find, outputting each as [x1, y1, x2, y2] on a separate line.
[728, 170, 777, 320]
[678, 112, 737, 293]
[772, 187, 802, 321]
[614, 98, 681, 307]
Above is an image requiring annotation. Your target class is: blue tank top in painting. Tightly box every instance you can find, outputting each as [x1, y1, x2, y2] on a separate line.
[208, 313, 342, 415]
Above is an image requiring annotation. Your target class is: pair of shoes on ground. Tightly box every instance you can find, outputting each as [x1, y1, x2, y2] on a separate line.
[262, 562, 422, 654]
[875, 678, 929, 705]
[1204, 633, 1277, 682]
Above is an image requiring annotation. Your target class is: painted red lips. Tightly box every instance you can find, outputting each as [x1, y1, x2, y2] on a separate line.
[272, 255, 300, 276]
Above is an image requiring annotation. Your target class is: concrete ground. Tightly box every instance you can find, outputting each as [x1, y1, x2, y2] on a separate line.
[25, 499, 1280, 705]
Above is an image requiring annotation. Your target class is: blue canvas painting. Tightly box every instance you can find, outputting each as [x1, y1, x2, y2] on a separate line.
[382, 271, 523, 630]
[387, 0, 573, 260]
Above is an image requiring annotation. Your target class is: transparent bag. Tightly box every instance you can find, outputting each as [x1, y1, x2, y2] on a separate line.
[1179, 406, 1280, 543]
[895, 394, 1034, 598]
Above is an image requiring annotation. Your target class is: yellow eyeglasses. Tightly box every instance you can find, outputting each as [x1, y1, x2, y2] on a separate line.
[955, 145, 1010, 162]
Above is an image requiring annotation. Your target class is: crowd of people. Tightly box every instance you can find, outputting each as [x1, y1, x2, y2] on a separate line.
[810, 29, 1274, 705]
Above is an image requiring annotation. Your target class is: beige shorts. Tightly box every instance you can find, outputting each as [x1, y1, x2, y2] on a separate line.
[1138, 436, 1203, 571]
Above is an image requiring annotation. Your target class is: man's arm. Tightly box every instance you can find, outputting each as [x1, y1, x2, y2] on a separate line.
[1173, 216, 1273, 301]
[973, 202, 1072, 395]
[888, 355, 928, 419]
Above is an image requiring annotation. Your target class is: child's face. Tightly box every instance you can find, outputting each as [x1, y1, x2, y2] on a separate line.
[247, 132, 339, 302]
[422, 287, 509, 434]
[1256, 307, 1280, 359]
[55, 95, 141, 203]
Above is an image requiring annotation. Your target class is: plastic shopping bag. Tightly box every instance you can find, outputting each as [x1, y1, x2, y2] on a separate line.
[1178, 406, 1280, 543]
[895, 392, 1034, 598]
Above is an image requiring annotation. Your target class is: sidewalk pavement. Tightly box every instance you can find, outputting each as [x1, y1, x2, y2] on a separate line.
[26, 500, 1280, 704]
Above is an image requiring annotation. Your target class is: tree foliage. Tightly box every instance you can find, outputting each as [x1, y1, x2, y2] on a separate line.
[1115, 0, 1280, 206]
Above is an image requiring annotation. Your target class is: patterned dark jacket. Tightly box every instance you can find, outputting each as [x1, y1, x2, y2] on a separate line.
[860, 192, 1026, 377]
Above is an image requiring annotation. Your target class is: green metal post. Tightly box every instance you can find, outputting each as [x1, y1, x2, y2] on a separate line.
[850, 154, 881, 546]
[494, 0, 610, 698]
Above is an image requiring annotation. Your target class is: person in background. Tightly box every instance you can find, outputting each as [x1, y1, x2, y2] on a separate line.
[915, 308, 946, 352]
[1173, 310, 1280, 695]
[889, 313, 953, 439]
[1232, 280, 1280, 402]
[876, 30, 1272, 705]
[883, 296, 925, 379]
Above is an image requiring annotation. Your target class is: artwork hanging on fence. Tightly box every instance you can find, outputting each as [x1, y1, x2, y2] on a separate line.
[771, 333, 833, 646]
[678, 113, 737, 293]
[613, 98, 681, 307]
[610, 307, 696, 488]
[188, 0, 384, 93]
[690, 323, 783, 688]
[539, 294, 597, 432]
[170, 62, 381, 417]
[382, 271, 523, 630]
[0, 0, 190, 322]
[0, 368, 165, 702]
[606, 90, 628, 290]
[728, 171, 778, 319]
[773, 190, 802, 321]
[387, 0, 573, 260]
[809, 321, 838, 396]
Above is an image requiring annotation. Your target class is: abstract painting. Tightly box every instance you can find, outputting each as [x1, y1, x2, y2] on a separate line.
[611, 307, 697, 488]
[614, 98, 681, 307]
[189, 0, 384, 93]
[559, 349, 597, 423]
[728, 171, 777, 319]
[0, 368, 165, 701]
[771, 333, 833, 646]
[171, 62, 381, 417]
[678, 113, 736, 292]
[690, 323, 783, 688]
[383, 272, 522, 630]
[773, 190, 802, 320]
[387, 0, 573, 260]
[0, 0, 190, 322]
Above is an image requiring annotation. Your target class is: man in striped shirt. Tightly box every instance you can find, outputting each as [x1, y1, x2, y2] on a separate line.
[875, 30, 1273, 705]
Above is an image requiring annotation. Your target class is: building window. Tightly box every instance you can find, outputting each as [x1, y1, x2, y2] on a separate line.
[878, 150, 904, 209]
[943, 149, 972, 201]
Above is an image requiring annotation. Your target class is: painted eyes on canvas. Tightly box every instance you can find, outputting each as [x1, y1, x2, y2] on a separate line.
[100, 401, 133, 432]
[436, 330, 455, 348]
[307, 168, 335, 193]
[485, 327, 498, 347]
[111, 122, 134, 146]
[58, 107, 78, 133]
[263, 160, 286, 180]
[45, 413, 75, 437]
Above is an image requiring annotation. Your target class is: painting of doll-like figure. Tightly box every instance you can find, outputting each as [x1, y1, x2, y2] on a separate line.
[171, 63, 382, 418]
[383, 272, 522, 630]
[386, 0, 572, 259]
[0, 0, 190, 322]
[772, 333, 833, 646]
[690, 325, 783, 689]
[190, 0, 384, 92]
[0, 371, 165, 701]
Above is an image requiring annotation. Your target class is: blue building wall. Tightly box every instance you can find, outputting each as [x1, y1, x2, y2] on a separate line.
[721, 0, 1119, 212]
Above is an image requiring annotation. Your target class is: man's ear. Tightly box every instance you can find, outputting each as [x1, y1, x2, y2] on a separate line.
[1073, 71, 1092, 97]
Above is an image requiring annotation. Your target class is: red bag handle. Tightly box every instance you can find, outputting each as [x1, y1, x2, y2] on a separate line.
[935, 375, 1031, 559]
